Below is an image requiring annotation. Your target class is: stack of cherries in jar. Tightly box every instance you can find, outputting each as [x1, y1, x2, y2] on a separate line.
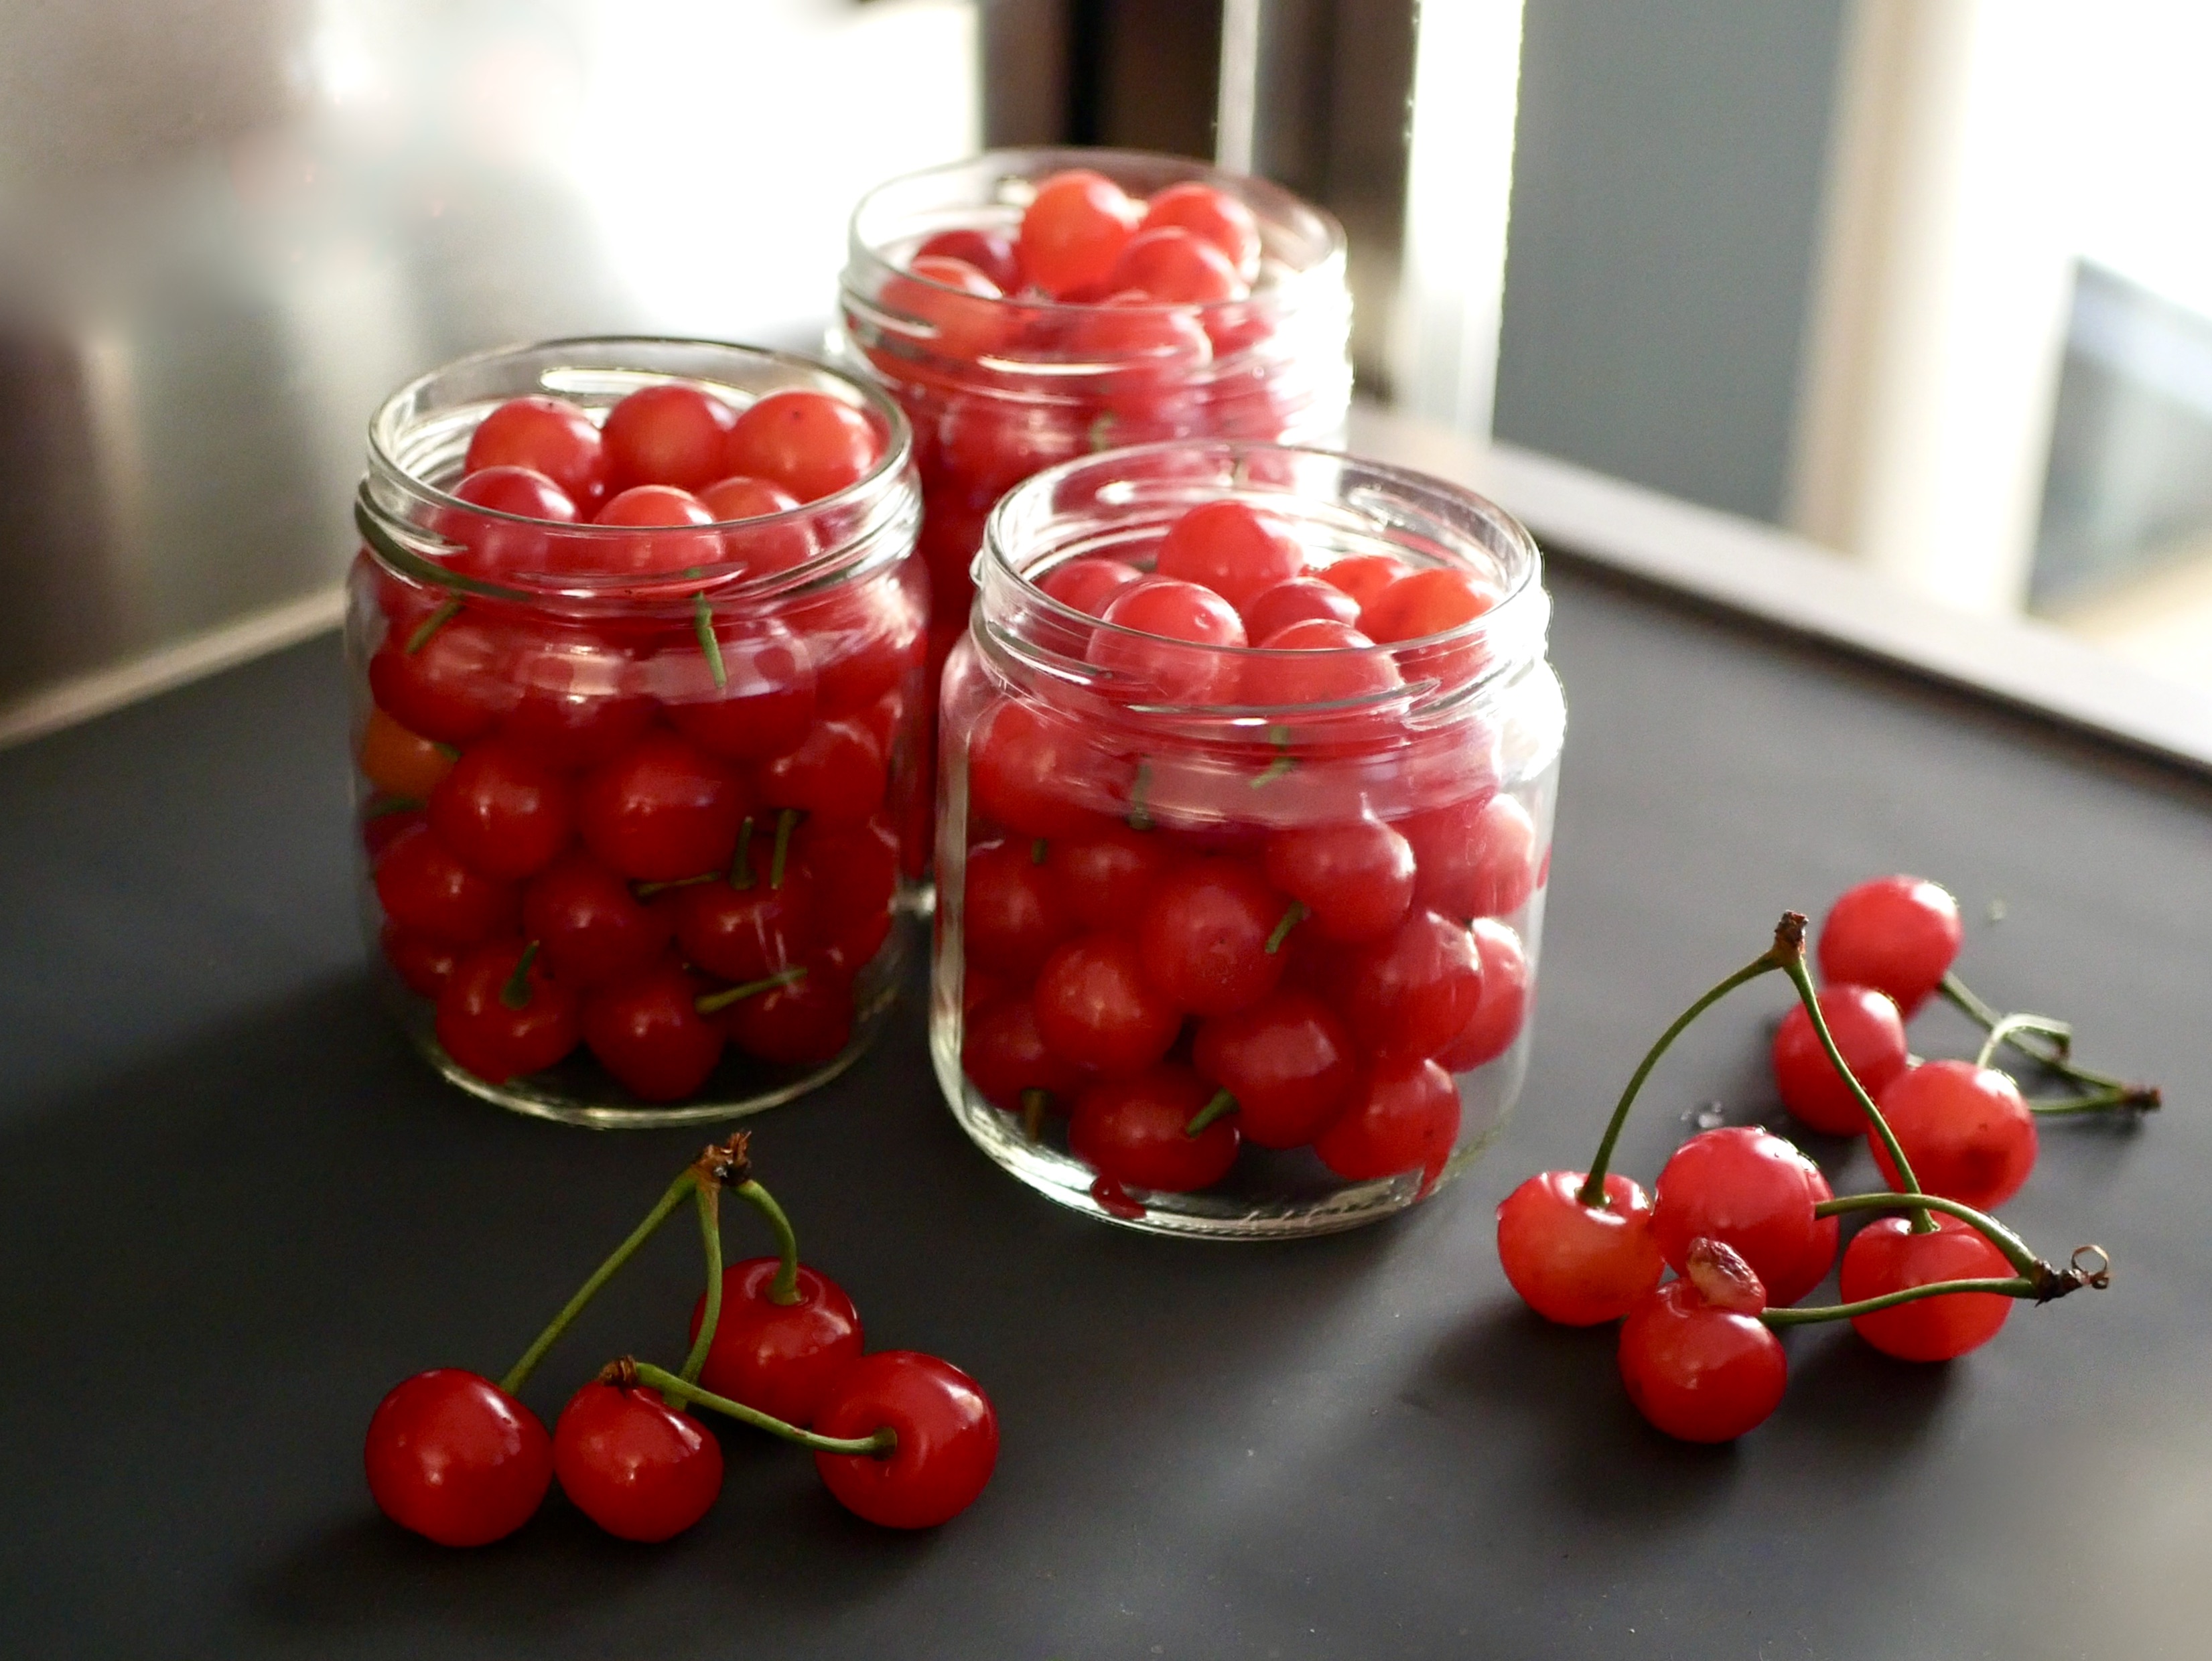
[360, 376, 925, 1102]
[957, 497, 1543, 1215]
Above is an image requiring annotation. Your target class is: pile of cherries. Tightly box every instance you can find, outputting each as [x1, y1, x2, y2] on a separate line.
[365, 1134, 998, 1544]
[1496, 877, 2155, 1443]
[957, 497, 1540, 1215]
[360, 376, 928, 1102]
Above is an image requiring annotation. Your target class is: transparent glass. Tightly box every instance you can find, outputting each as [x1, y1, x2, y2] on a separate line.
[349, 338, 926, 1127]
[930, 441, 1565, 1237]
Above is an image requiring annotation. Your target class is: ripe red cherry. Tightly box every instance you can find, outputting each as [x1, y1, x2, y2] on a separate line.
[699, 474, 817, 579]
[465, 394, 612, 512]
[367, 609, 514, 744]
[1436, 918, 1531, 1071]
[791, 817, 900, 973]
[1032, 934, 1181, 1074]
[688, 1257, 863, 1427]
[675, 845, 815, 984]
[1064, 293, 1213, 393]
[374, 822, 521, 945]
[592, 484, 723, 578]
[1018, 169, 1142, 297]
[1092, 576, 1247, 703]
[1397, 793, 1538, 920]
[1106, 225, 1247, 302]
[963, 996, 1083, 1114]
[1318, 553, 1409, 609]
[1070, 1064, 1241, 1191]
[1817, 875, 1963, 1015]
[435, 940, 581, 1084]
[1261, 817, 1415, 943]
[381, 922, 462, 999]
[1243, 620, 1401, 705]
[963, 841, 1074, 977]
[812, 1350, 999, 1529]
[1870, 1060, 2037, 1210]
[364, 1368, 551, 1547]
[498, 622, 656, 771]
[1050, 820, 1180, 929]
[1135, 857, 1291, 1017]
[1241, 576, 1361, 641]
[521, 851, 670, 990]
[426, 741, 574, 881]
[580, 961, 725, 1101]
[1357, 568, 1499, 644]
[1651, 1127, 1838, 1307]
[756, 719, 888, 824]
[1192, 989, 1355, 1149]
[967, 701, 1126, 839]
[1313, 1055, 1460, 1185]
[1038, 556, 1144, 618]
[1152, 501, 1303, 612]
[603, 381, 736, 493]
[1141, 181, 1262, 282]
[1771, 984, 1909, 1135]
[1495, 1171, 1664, 1325]
[884, 255, 1011, 359]
[436, 465, 579, 580]
[718, 966, 853, 1066]
[665, 620, 819, 764]
[1617, 1266, 1787, 1443]
[551, 1382, 723, 1542]
[935, 394, 1089, 501]
[916, 226, 1022, 292]
[1838, 1214, 2014, 1361]
[577, 732, 747, 882]
[725, 390, 880, 503]
[1338, 910, 1484, 1058]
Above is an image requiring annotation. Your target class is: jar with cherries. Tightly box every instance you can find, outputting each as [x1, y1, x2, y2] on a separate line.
[350, 339, 926, 1127]
[933, 441, 1564, 1237]
[837, 149, 1353, 679]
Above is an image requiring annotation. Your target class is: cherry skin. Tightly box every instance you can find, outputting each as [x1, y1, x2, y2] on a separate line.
[687, 1257, 863, 1427]
[1338, 910, 1484, 1059]
[1318, 553, 1409, 610]
[963, 996, 1083, 1114]
[1192, 989, 1355, 1149]
[1357, 567, 1499, 644]
[1049, 819, 1181, 930]
[719, 965, 853, 1067]
[1018, 169, 1142, 297]
[592, 484, 723, 579]
[465, 394, 611, 512]
[1838, 1213, 2014, 1361]
[602, 381, 736, 493]
[1261, 817, 1415, 944]
[364, 1368, 552, 1547]
[427, 741, 574, 881]
[915, 226, 1022, 292]
[435, 940, 581, 1084]
[1313, 1055, 1460, 1186]
[521, 851, 670, 991]
[963, 840, 1074, 978]
[675, 849, 815, 985]
[1397, 793, 1538, 921]
[724, 389, 880, 503]
[1817, 875, 1963, 1015]
[435, 465, 578, 581]
[577, 731, 748, 882]
[1107, 224, 1247, 303]
[755, 719, 888, 824]
[698, 474, 817, 578]
[884, 254, 1011, 359]
[1031, 934, 1181, 1074]
[374, 822, 520, 945]
[580, 962, 726, 1101]
[967, 701, 1125, 839]
[1240, 576, 1361, 641]
[360, 705, 456, 801]
[1870, 1060, 2038, 1211]
[1135, 857, 1290, 1017]
[1091, 575, 1247, 704]
[1038, 556, 1144, 618]
[1617, 1271, 1788, 1443]
[1651, 1127, 1838, 1307]
[1152, 500, 1303, 612]
[1243, 620, 1401, 706]
[791, 818, 901, 974]
[1771, 984, 1909, 1136]
[1069, 1064, 1241, 1192]
[665, 620, 819, 764]
[1436, 918, 1532, 1071]
[551, 1382, 724, 1543]
[1140, 181, 1263, 281]
[497, 622, 656, 771]
[1495, 1171, 1664, 1325]
[381, 922, 462, 999]
[367, 609, 514, 745]
[812, 1350, 999, 1529]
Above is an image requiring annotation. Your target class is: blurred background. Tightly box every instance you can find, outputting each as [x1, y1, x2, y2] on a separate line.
[4, 0, 2207, 740]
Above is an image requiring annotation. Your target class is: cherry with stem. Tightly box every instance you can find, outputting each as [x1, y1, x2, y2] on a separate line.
[624, 1360, 896, 1457]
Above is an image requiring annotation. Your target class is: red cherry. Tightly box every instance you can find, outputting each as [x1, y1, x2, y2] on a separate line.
[1651, 1127, 1837, 1307]
[580, 961, 726, 1101]
[1870, 1060, 2037, 1210]
[791, 817, 902, 974]
[963, 840, 1074, 978]
[1152, 501, 1302, 613]
[368, 609, 514, 744]
[364, 1368, 551, 1547]
[592, 485, 722, 579]
[884, 255, 1011, 359]
[498, 622, 656, 770]
[688, 1258, 863, 1426]
[465, 394, 612, 512]
[1141, 181, 1262, 282]
[756, 719, 888, 824]
[1192, 989, 1355, 1149]
[915, 226, 1022, 292]
[967, 701, 1125, 839]
[934, 395, 1089, 502]
[603, 381, 736, 493]
[1338, 910, 1484, 1059]
[521, 851, 671, 991]
[1243, 620, 1401, 706]
[1135, 857, 1292, 1017]
[1106, 225, 1247, 303]
[1241, 576, 1361, 641]
[1032, 934, 1180, 1074]
[1091, 575, 1247, 704]
[1318, 553, 1409, 609]
[1052, 820, 1180, 930]
[1065, 293, 1213, 391]
[1495, 1171, 1664, 1325]
[435, 466, 579, 580]
[427, 741, 574, 881]
[663, 619, 819, 764]
[1069, 1064, 1241, 1192]
[578, 732, 748, 882]
[674, 843, 815, 987]
[719, 966, 853, 1066]
[1435, 918, 1532, 1071]
[381, 922, 462, 999]
[1261, 817, 1415, 944]
[963, 996, 1083, 1114]
[1038, 556, 1144, 618]
[551, 1382, 723, 1542]
[1019, 169, 1142, 297]
[811, 1350, 998, 1529]
[806, 577, 924, 717]
[1838, 1214, 2014, 1361]
[1398, 793, 1537, 920]
[374, 822, 520, 945]
[1817, 875, 1963, 1015]
[1313, 1055, 1460, 1185]
[697, 475, 816, 578]
[724, 390, 880, 504]
[1357, 568, 1499, 644]
[1771, 985, 1909, 1135]
[435, 940, 581, 1084]
[1617, 1272, 1787, 1443]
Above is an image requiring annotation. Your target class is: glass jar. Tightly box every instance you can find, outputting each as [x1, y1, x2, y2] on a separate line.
[931, 441, 1564, 1238]
[349, 338, 927, 1127]
[836, 148, 1352, 670]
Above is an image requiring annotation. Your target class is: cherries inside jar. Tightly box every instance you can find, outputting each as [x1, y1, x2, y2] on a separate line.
[932, 441, 1564, 1236]
[350, 339, 926, 1126]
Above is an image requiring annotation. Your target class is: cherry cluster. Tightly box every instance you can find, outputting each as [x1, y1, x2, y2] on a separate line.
[360, 379, 928, 1102]
[365, 1134, 998, 1545]
[1496, 881, 2154, 1443]
[957, 498, 1539, 1216]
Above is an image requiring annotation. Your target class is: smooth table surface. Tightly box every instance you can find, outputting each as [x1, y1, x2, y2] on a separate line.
[5, 562, 2209, 1660]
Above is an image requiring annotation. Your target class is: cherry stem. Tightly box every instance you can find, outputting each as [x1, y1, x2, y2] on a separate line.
[498, 941, 541, 1011]
[1128, 762, 1153, 832]
[1975, 1013, 2043, 1071]
[694, 966, 807, 1015]
[405, 599, 462, 656]
[1184, 1088, 1237, 1137]
[1941, 972, 2136, 1093]
[628, 1362, 896, 1457]
[694, 593, 728, 691]
[2032, 1083, 2160, 1115]
[770, 809, 800, 889]
[1251, 727, 1296, 787]
[634, 871, 719, 898]
[1020, 1088, 1050, 1141]
[362, 796, 423, 820]
[1265, 903, 1309, 954]
[728, 818, 757, 889]
[499, 1170, 698, 1395]
[732, 1177, 804, 1306]
[1760, 1277, 2038, 1326]
[1031, 837, 1049, 865]
[1813, 1189, 2038, 1277]
[672, 1181, 723, 1402]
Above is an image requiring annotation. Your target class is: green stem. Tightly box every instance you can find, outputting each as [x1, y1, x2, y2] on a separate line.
[728, 817, 757, 889]
[630, 1363, 895, 1457]
[1020, 1088, 1049, 1142]
[1976, 1013, 2045, 1071]
[770, 809, 800, 889]
[1778, 949, 1931, 1230]
[500, 1171, 697, 1394]
[1250, 728, 1296, 787]
[694, 966, 807, 1015]
[1761, 1277, 2035, 1327]
[1127, 761, 1153, 832]
[499, 941, 541, 1011]
[674, 1182, 723, 1399]
[1265, 903, 1309, 954]
[2032, 1083, 2160, 1116]
[694, 593, 727, 691]
[1941, 972, 2135, 1092]
[634, 870, 720, 898]
[1813, 1190, 2038, 1277]
[1184, 1088, 1237, 1137]
[405, 598, 462, 656]
[733, 1178, 803, 1305]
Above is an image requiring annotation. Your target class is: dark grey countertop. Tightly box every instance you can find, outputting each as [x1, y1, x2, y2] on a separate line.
[5, 558, 2208, 1660]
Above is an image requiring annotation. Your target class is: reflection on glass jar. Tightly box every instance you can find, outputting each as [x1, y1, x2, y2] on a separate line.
[930, 441, 1564, 1238]
[349, 338, 927, 1127]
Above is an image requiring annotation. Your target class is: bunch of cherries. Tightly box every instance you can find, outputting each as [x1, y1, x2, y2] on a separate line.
[1496, 877, 2156, 1443]
[360, 376, 928, 1102]
[957, 496, 1541, 1215]
[365, 1133, 998, 1544]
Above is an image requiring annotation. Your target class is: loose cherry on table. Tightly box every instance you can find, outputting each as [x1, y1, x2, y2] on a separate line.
[553, 1378, 725, 1543]
[1815, 874, 1962, 1017]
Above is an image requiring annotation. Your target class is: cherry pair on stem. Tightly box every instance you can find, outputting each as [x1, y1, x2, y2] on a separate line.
[363, 1133, 996, 1546]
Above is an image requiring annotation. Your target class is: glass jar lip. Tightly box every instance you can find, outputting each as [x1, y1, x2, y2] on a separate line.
[843, 146, 1349, 318]
[361, 335, 914, 603]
